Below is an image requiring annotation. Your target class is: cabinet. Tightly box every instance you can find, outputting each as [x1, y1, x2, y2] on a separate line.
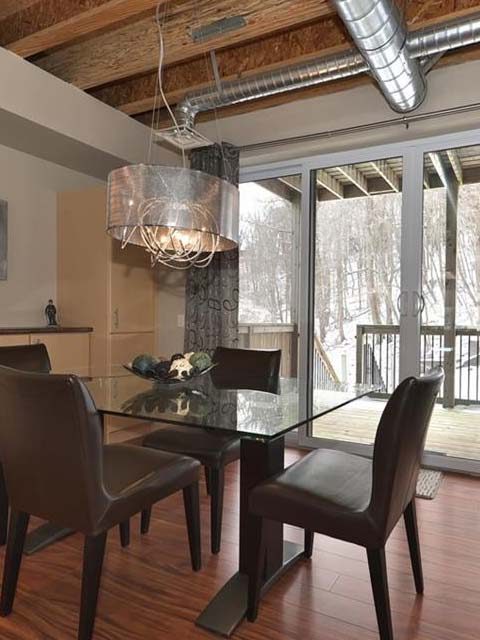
[31, 333, 90, 376]
[0, 331, 91, 376]
[0, 335, 31, 347]
[57, 187, 157, 441]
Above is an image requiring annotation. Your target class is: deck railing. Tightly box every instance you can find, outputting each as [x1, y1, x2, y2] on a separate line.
[356, 324, 480, 405]
[238, 323, 339, 386]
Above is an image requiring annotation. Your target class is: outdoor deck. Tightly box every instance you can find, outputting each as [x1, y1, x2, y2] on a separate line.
[312, 397, 480, 461]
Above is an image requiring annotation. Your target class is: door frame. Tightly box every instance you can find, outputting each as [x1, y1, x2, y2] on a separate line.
[240, 126, 480, 473]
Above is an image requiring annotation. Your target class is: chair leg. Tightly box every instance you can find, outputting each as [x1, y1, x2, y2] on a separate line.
[304, 530, 314, 559]
[78, 531, 108, 640]
[141, 508, 152, 535]
[0, 466, 8, 546]
[204, 466, 211, 496]
[247, 516, 266, 622]
[367, 548, 394, 640]
[119, 521, 130, 548]
[183, 482, 201, 572]
[404, 499, 424, 594]
[210, 467, 225, 555]
[0, 510, 30, 616]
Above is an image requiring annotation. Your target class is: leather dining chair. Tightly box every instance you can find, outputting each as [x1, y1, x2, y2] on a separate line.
[0, 365, 202, 640]
[139, 347, 282, 554]
[0, 344, 51, 546]
[247, 369, 444, 640]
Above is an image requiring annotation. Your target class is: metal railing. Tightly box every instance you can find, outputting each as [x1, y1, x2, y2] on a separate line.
[356, 324, 480, 405]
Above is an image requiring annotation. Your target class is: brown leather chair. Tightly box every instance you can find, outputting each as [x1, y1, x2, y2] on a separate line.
[247, 369, 444, 640]
[0, 366, 202, 640]
[140, 347, 282, 554]
[0, 344, 51, 545]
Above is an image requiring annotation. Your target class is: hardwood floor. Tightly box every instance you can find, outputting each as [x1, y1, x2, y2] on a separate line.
[0, 449, 479, 639]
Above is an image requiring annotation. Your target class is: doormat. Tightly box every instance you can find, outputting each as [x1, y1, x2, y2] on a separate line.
[416, 469, 444, 500]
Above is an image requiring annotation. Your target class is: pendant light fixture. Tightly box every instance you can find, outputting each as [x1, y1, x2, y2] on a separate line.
[106, 3, 239, 270]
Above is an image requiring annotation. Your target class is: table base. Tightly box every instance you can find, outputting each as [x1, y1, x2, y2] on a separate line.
[196, 540, 304, 636]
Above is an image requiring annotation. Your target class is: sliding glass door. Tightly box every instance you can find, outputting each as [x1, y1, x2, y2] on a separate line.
[420, 143, 480, 467]
[308, 155, 404, 449]
[238, 175, 301, 378]
[241, 131, 480, 472]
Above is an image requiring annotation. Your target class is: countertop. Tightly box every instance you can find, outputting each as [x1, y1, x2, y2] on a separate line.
[0, 326, 93, 335]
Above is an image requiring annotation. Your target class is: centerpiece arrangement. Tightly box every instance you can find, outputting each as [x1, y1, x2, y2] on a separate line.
[124, 351, 216, 384]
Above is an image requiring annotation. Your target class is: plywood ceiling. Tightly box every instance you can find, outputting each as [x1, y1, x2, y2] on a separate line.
[1, 0, 480, 128]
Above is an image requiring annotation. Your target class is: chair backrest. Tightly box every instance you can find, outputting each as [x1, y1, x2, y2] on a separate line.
[0, 366, 108, 534]
[0, 343, 51, 373]
[211, 346, 281, 393]
[369, 369, 444, 538]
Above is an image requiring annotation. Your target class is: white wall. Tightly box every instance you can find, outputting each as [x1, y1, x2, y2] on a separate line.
[198, 58, 480, 165]
[0, 48, 179, 179]
[0, 144, 102, 327]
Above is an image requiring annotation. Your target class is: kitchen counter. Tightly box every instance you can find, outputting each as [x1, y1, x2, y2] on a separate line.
[0, 326, 93, 335]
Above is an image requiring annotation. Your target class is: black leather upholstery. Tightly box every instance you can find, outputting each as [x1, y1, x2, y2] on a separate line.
[0, 344, 52, 546]
[211, 347, 281, 393]
[0, 366, 200, 535]
[142, 346, 282, 554]
[143, 347, 281, 468]
[0, 343, 51, 373]
[248, 370, 444, 639]
[250, 370, 443, 546]
[0, 365, 202, 640]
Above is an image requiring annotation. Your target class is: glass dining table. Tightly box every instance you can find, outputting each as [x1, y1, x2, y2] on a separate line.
[84, 372, 375, 636]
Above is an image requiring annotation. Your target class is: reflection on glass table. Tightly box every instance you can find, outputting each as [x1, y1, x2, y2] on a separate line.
[86, 374, 374, 440]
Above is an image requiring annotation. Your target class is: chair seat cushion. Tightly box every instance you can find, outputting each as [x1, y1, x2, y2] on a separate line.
[250, 449, 382, 547]
[99, 444, 200, 531]
[143, 424, 241, 468]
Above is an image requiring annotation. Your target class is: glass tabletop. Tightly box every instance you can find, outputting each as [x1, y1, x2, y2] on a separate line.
[85, 372, 375, 440]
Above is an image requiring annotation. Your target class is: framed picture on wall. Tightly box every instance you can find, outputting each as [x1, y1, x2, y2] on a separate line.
[0, 200, 7, 281]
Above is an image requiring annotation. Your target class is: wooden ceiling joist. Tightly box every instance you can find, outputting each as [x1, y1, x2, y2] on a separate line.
[88, 3, 480, 125]
[35, 0, 335, 90]
[90, 16, 349, 115]
[446, 149, 464, 184]
[370, 160, 400, 192]
[429, 152, 455, 189]
[2, 0, 168, 59]
[337, 165, 369, 196]
[316, 170, 344, 199]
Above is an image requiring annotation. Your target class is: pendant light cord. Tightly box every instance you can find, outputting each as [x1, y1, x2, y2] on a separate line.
[148, 0, 186, 167]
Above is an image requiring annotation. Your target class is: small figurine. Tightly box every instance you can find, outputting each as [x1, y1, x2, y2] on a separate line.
[45, 299, 58, 326]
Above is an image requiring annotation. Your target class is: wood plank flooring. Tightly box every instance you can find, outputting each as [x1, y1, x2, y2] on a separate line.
[0, 449, 479, 639]
[313, 398, 480, 460]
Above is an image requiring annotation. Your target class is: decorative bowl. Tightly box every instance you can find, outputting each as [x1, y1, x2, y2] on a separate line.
[123, 362, 217, 385]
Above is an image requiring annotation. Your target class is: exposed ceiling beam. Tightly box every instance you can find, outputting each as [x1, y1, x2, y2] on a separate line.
[90, 4, 480, 124]
[279, 176, 302, 193]
[35, 0, 335, 90]
[90, 16, 348, 114]
[446, 149, 464, 185]
[317, 170, 344, 199]
[370, 160, 400, 192]
[257, 178, 299, 203]
[336, 165, 369, 195]
[429, 152, 454, 189]
[2, 0, 167, 59]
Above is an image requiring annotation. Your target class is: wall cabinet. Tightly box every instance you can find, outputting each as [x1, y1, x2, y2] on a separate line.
[57, 187, 157, 442]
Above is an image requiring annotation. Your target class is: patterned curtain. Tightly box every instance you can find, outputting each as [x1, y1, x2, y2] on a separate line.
[184, 142, 240, 355]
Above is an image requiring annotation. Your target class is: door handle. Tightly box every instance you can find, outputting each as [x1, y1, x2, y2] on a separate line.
[396, 292, 408, 317]
[113, 308, 119, 330]
[412, 292, 425, 317]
